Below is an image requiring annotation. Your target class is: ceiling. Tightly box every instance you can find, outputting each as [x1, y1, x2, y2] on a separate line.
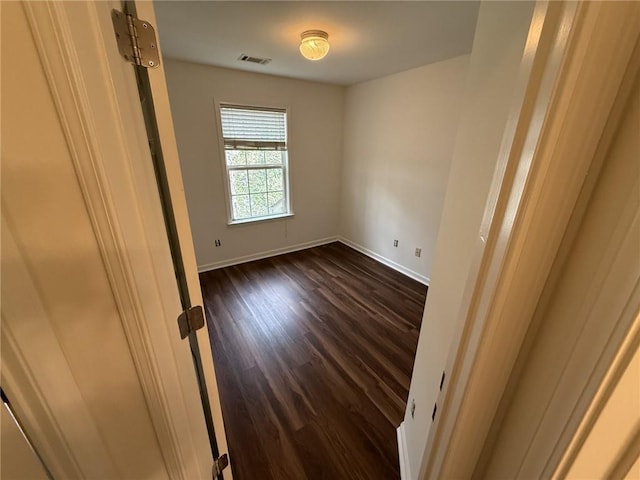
[154, 1, 480, 86]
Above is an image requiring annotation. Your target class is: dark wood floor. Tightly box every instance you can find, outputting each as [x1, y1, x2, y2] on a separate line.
[200, 242, 427, 480]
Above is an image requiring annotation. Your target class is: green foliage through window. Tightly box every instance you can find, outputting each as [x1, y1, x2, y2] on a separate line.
[225, 152, 287, 220]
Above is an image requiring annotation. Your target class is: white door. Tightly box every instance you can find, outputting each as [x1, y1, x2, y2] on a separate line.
[1, 1, 231, 479]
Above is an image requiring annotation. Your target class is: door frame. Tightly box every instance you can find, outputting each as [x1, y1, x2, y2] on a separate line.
[15, 1, 638, 479]
[13, 1, 231, 478]
[419, 1, 640, 479]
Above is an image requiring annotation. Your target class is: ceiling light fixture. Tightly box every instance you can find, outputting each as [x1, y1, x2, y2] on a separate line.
[299, 30, 330, 61]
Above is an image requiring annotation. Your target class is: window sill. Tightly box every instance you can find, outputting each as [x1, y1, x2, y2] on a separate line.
[228, 213, 294, 227]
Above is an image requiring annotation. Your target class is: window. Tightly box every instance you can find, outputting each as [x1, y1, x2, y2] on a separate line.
[219, 105, 291, 223]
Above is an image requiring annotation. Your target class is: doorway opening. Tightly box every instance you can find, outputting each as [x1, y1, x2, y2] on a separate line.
[152, 1, 478, 478]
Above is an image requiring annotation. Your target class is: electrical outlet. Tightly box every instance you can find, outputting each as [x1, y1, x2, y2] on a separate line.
[415, 248, 422, 257]
[214, 239, 221, 247]
[393, 239, 399, 247]
[411, 399, 416, 418]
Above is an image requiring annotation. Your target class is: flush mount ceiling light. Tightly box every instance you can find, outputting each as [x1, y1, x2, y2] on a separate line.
[299, 30, 330, 61]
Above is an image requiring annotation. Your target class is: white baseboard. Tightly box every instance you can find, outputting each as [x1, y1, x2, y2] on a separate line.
[337, 237, 430, 286]
[397, 421, 412, 480]
[197, 236, 339, 273]
[198, 236, 431, 287]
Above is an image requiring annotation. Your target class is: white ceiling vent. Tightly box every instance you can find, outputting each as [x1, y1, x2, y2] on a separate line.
[237, 54, 271, 65]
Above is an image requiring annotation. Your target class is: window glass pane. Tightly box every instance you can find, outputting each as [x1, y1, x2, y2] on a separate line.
[268, 191, 285, 214]
[250, 193, 268, 217]
[229, 169, 249, 195]
[264, 151, 284, 165]
[266, 168, 283, 192]
[232, 195, 251, 220]
[226, 150, 246, 166]
[246, 151, 265, 165]
[221, 106, 290, 222]
[248, 169, 267, 193]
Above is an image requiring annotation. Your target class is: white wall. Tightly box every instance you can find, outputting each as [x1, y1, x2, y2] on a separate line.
[340, 55, 470, 282]
[164, 60, 344, 270]
[401, 1, 535, 478]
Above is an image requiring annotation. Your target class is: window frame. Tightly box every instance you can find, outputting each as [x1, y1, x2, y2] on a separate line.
[214, 101, 293, 225]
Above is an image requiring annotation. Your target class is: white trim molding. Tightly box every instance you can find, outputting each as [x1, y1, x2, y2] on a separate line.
[197, 235, 431, 288]
[198, 237, 338, 272]
[338, 237, 430, 286]
[397, 422, 412, 480]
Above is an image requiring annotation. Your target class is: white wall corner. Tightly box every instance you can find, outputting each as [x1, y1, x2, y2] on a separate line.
[397, 422, 412, 480]
[337, 237, 430, 286]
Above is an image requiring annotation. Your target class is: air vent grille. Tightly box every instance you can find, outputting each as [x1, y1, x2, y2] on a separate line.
[238, 54, 271, 65]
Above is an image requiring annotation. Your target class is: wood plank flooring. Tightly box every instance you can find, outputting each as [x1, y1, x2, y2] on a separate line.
[200, 242, 427, 480]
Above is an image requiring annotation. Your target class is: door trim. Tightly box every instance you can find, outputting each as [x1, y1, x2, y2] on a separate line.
[420, 1, 640, 478]
[132, 1, 232, 475]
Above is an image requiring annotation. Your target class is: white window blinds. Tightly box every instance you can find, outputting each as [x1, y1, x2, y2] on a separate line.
[220, 106, 287, 150]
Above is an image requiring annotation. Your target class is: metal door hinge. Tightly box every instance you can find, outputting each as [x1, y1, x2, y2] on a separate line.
[111, 9, 160, 68]
[177, 305, 205, 339]
[212, 453, 229, 478]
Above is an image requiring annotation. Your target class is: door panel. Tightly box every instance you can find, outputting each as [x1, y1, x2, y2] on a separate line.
[124, 0, 232, 474]
[1, 1, 230, 478]
[1, 2, 170, 478]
